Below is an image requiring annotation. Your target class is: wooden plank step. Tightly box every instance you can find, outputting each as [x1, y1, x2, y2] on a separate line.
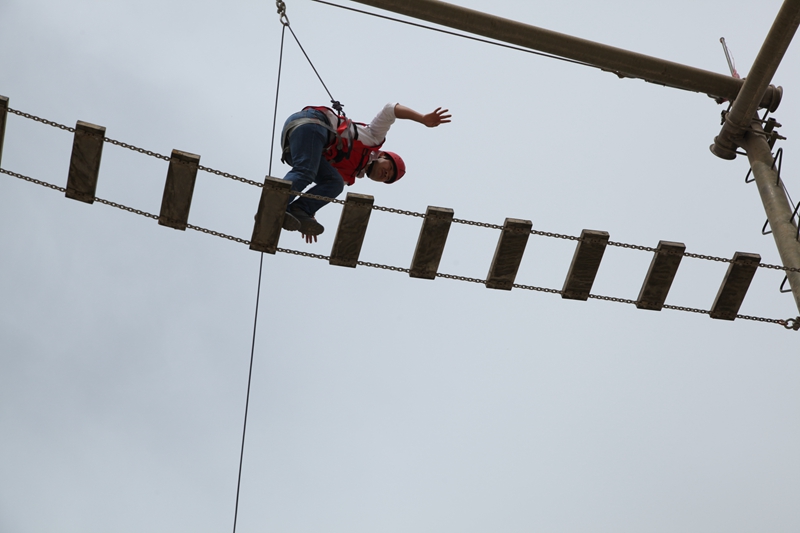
[0, 95, 8, 168]
[409, 206, 454, 279]
[486, 217, 532, 290]
[562, 229, 609, 300]
[65, 120, 105, 204]
[709, 252, 761, 320]
[330, 192, 374, 268]
[636, 240, 685, 310]
[159, 149, 200, 230]
[250, 177, 293, 254]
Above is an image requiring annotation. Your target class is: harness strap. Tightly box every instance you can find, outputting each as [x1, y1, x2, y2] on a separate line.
[280, 117, 339, 163]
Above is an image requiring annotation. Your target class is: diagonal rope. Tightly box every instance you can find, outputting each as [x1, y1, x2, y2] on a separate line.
[276, 0, 344, 113]
[231, 18, 288, 533]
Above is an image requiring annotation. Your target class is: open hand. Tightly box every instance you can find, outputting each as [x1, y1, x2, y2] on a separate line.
[421, 107, 452, 128]
[302, 232, 318, 244]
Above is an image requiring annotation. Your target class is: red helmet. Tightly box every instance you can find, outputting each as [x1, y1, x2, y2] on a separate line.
[382, 151, 406, 184]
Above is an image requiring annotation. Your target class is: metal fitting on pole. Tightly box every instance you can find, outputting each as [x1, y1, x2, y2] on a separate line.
[710, 0, 800, 160]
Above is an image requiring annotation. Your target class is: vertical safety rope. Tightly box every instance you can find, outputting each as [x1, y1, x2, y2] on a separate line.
[231, 6, 288, 533]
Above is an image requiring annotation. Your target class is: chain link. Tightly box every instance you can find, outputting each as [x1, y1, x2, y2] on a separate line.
[588, 294, 638, 305]
[452, 218, 504, 230]
[8, 106, 800, 274]
[435, 272, 486, 284]
[0, 167, 68, 192]
[662, 304, 709, 315]
[372, 205, 426, 218]
[199, 165, 263, 187]
[532, 229, 580, 241]
[512, 283, 563, 294]
[607, 240, 657, 252]
[7, 108, 76, 132]
[102, 136, 171, 161]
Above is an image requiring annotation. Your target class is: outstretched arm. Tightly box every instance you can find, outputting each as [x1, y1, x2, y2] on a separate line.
[394, 104, 451, 128]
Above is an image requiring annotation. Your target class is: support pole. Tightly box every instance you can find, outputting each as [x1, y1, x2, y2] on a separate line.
[741, 125, 800, 313]
[351, 0, 781, 109]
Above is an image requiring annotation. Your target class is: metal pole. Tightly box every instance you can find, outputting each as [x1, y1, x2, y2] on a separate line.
[741, 124, 800, 313]
[710, 0, 800, 159]
[351, 0, 781, 110]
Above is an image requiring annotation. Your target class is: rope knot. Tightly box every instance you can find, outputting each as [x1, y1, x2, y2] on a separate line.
[331, 99, 345, 116]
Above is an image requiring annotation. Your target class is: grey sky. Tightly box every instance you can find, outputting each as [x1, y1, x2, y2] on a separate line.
[1, 1, 799, 532]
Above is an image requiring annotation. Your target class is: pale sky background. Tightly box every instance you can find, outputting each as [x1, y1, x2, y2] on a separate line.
[1, 1, 800, 532]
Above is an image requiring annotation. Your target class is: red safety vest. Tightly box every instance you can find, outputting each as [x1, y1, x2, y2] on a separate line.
[305, 106, 384, 185]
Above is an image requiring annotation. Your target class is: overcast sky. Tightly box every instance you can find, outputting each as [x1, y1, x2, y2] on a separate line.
[2, 1, 800, 532]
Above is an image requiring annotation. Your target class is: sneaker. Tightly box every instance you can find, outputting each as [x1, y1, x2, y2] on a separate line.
[289, 205, 325, 236]
[282, 210, 301, 232]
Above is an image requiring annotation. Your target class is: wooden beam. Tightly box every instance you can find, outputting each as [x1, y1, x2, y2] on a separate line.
[636, 240, 685, 310]
[0, 95, 8, 168]
[709, 252, 761, 320]
[65, 120, 105, 204]
[485, 217, 532, 290]
[409, 206, 454, 279]
[158, 150, 200, 230]
[330, 192, 374, 268]
[562, 229, 609, 300]
[250, 176, 293, 254]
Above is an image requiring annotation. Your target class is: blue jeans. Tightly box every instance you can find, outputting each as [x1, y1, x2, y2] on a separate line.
[282, 109, 344, 216]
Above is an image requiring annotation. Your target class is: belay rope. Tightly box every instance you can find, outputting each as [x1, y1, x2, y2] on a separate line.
[231, 2, 348, 532]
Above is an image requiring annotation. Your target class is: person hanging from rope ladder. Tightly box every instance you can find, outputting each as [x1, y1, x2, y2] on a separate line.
[280, 102, 451, 242]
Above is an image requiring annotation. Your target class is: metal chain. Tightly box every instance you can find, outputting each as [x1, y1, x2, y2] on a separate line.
[3, 166, 797, 331]
[588, 294, 638, 305]
[0, 167, 68, 192]
[7, 108, 76, 132]
[512, 283, 563, 295]
[102, 136, 171, 162]
[8, 106, 800, 274]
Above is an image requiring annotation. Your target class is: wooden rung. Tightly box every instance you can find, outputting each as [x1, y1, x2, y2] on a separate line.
[0, 95, 8, 168]
[409, 206, 454, 279]
[636, 240, 685, 311]
[330, 192, 374, 268]
[250, 176, 292, 254]
[709, 252, 761, 321]
[561, 229, 609, 300]
[65, 120, 106, 204]
[485, 218, 532, 290]
[158, 149, 200, 230]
